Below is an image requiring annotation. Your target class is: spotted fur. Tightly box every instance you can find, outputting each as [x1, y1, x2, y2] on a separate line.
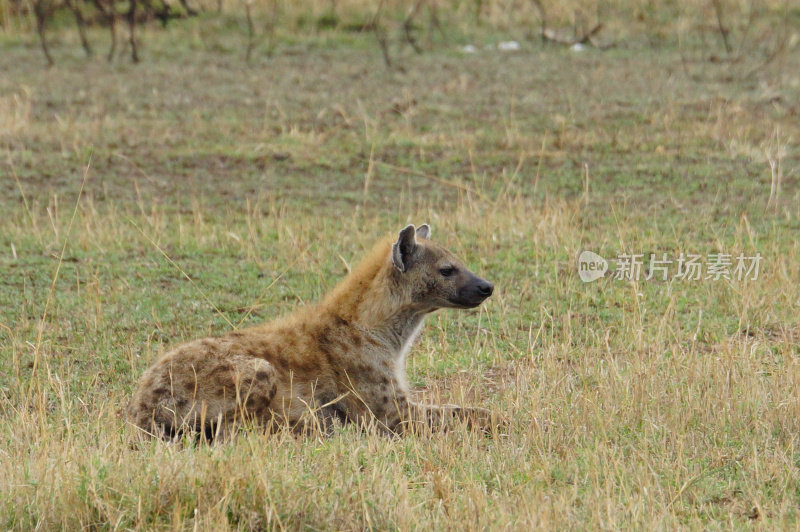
[126, 224, 497, 439]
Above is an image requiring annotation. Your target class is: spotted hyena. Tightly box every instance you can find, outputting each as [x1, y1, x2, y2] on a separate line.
[127, 223, 498, 439]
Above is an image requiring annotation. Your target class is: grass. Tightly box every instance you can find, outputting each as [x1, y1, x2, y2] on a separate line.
[1, 8, 800, 529]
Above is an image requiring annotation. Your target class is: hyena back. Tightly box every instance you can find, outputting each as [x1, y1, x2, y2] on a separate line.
[127, 223, 497, 439]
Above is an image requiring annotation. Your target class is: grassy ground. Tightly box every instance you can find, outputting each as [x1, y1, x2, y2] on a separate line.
[2, 12, 800, 530]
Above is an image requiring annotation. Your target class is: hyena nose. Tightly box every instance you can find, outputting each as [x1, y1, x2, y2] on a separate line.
[478, 281, 494, 297]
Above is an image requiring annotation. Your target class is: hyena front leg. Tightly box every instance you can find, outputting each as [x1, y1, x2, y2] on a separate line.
[410, 403, 503, 433]
[384, 397, 503, 434]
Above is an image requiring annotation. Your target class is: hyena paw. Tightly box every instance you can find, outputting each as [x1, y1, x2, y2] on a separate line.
[460, 406, 509, 435]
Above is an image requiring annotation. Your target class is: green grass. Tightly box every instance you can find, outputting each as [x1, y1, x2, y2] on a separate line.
[1, 9, 800, 529]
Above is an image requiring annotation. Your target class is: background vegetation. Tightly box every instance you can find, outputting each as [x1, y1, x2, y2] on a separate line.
[1, 0, 800, 529]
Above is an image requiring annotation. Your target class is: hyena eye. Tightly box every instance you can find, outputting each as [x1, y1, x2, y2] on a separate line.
[439, 267, 456, 277]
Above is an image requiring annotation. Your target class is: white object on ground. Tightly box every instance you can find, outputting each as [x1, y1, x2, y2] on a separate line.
[498, 41, 521, 51]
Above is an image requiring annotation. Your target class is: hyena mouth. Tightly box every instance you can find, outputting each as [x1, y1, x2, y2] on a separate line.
[452, 278, 494, 308]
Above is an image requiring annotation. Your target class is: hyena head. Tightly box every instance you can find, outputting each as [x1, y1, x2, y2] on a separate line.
[391, 223, 493, 311]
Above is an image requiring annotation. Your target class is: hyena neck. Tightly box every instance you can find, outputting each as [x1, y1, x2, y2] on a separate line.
[320, 238, 427, 357]
[386, 311, 425, 392]
[384, 309, 427, 356]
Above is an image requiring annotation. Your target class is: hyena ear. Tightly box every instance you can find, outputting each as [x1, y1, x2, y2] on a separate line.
[392, 224, 417, 272]
[416, 224, 431, 240]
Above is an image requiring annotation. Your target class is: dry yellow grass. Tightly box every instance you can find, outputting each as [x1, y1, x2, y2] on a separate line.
[1, 7, 800, 529]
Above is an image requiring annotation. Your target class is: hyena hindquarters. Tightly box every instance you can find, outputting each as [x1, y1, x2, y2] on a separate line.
[126, 338, 279, 439]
